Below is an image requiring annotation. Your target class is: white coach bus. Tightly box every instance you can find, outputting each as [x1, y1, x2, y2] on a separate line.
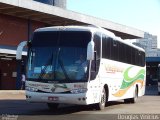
[17, 25, 146, 110]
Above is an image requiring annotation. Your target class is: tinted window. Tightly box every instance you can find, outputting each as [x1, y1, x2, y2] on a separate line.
[27, 31, 92, 82]
[101, 36, 145, 67]
[32, 31, 91, 47]
[131, 48, 136, 65]
[102, 35, 111, 59]
[119, 42, 125, 62]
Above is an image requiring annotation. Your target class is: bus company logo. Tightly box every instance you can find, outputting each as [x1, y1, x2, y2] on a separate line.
[105, 64, 124, 74]
[28, 83, 49, 88]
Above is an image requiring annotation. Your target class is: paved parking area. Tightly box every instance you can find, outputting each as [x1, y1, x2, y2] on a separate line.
[0, 86, 159, 120]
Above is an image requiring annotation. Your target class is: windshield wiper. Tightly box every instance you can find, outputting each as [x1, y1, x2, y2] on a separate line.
[56, 48, 70, 80]
[58, 57, 70, 80]
[38, 53, 53, 79]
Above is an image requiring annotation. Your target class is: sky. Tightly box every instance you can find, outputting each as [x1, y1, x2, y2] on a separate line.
[67, 0, 160, 46]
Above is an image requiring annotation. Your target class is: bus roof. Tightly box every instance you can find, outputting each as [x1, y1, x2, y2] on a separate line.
[35, 25, 145, 52]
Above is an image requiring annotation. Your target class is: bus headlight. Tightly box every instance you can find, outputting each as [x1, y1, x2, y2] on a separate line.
[26, 87, 38, 92]
[71, 88, 88, 94]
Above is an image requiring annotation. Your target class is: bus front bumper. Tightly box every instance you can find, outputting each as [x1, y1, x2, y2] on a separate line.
[26, 91, 88, 105]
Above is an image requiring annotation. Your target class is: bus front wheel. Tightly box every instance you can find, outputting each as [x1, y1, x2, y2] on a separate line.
[95, 88, 106, 110]
[47, 103, 59, 111]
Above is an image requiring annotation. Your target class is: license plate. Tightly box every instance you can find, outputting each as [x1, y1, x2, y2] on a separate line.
[48, 96, 59, 101]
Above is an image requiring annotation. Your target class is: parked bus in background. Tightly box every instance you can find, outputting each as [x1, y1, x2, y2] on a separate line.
[16, 25, 146, 110]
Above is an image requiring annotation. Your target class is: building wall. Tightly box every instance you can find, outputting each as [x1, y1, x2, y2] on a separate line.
[135, 33, 157, 51]
[0, 14, 45, 46]
[33, 0, 66, 9]
[133, 33, 159, 86]
[133, 32, 158, 57]
[0, 59, 17, 89]
[144, 33, 157, 50]
[0, 14, 28, 46]
[0, 14, 45, 89]
[54, 0, 66, 8]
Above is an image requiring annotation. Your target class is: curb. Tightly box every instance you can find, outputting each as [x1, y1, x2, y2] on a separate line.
[0, 90, 25, 94]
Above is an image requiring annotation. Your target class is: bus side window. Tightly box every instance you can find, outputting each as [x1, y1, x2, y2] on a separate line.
[141, 52, 145, 66]
[131, 48, 136, 65]
[125, 45, 132, 64]
[119, 42, 126, 63]
[102, 35, 111, 59]
[110, 39, 119, 61]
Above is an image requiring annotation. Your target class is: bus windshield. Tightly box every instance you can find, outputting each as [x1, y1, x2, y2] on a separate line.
[27, 31, 91, 82]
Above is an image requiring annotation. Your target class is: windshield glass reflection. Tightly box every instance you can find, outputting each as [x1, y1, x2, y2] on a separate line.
[27, 31, 91, 82]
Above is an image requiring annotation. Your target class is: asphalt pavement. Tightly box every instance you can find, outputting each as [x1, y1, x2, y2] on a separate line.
[0, 86, 159, 120]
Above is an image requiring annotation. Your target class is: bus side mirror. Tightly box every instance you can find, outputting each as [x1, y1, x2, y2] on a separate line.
[87, 41, 94, 60]
[16, 41, 27, 60]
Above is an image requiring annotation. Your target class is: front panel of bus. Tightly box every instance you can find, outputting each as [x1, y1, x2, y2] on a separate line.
[25, 29, 101, 105]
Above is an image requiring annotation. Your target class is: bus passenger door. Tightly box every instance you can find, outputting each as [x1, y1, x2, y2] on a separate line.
[88, 32, 101, 103]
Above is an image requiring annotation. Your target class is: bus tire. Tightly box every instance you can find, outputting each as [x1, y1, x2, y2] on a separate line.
[158, 92, 160, 95]
[95, 88, 106, 110]
[130, 86, 138, 103]
[124, 86, 138, 104]
[47, 103, 59, 111]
